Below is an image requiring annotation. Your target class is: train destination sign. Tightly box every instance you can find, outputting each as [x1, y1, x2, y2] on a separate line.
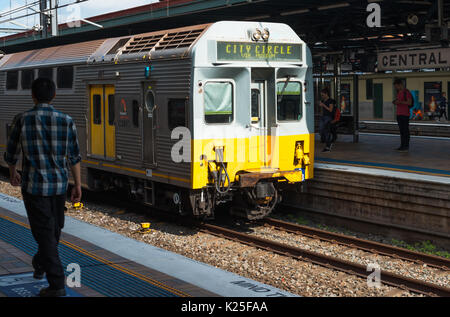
[377, 48, 450, 71]
[216, 42, 302, 62]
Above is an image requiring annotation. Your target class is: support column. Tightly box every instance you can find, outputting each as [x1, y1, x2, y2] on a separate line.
[40, 0, 48, 38]
[437, 0, 448, 41]
[50, 0, 58, 37]
[353, 74, 359, 143]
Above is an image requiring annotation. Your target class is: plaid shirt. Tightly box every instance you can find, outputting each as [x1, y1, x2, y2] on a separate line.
[4, 104, 81, 196]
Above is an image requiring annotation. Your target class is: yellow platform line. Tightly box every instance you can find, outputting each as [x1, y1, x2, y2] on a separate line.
[0, 213, 190, 297]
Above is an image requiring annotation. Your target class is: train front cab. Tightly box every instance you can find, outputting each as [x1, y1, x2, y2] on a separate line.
[189, 22, 314, 219]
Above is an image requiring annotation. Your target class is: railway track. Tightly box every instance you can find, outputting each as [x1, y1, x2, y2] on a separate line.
[194, 220, 450, 297]
[82, 193, 450, 297]
[262, 217, 450, 271]
[7, 180, 446, 297]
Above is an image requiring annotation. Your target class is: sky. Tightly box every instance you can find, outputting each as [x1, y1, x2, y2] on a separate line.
[0, 0, 158, 37]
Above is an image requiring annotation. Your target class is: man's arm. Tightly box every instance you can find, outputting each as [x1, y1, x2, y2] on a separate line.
[4, 114, 23, 187]
[394, 91, 413, 106]
[68, 119, 82, 203]
[324, 102, 335, 112]
[319, 101, 335, 112]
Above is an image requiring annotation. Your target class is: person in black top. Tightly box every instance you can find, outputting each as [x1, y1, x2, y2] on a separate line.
[319, 88, 336, 152]
[438, 92, 447, 121]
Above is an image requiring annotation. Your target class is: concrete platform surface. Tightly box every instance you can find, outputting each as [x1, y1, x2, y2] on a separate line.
[0, 193, 295, 298]
[315, 133, 450, 179]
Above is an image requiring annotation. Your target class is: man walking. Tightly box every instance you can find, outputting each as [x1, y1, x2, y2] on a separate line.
[393, 79, 412, 152]
[4, 78, 82, 297]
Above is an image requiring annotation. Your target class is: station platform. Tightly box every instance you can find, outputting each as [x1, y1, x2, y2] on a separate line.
[315, 133, 450, 180]
[0, 193, 294, 298]
[283, 133, 450, 248]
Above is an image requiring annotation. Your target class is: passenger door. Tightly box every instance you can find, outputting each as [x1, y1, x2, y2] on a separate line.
[89, 84, 116, 159]
[373, 83, 383, 119]
[250, 80, 268, 167]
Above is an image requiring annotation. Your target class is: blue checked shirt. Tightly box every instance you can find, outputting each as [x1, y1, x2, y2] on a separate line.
[4, 104, 81, 196]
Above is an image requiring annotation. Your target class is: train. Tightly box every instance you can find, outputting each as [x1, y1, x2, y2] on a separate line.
[0, 21, 315, 220]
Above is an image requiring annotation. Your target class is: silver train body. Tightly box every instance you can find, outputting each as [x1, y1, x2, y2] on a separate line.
[0, 21, 315, 219]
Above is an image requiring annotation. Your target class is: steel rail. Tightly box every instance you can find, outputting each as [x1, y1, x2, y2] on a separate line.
[15, 183, 447, 297]
[194, 221, 450, 297]
[263, 217, 450, 271]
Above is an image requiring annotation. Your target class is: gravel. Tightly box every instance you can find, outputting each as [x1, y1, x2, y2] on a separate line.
[246, 224, 449, 288]
[0, 177, 428, 297]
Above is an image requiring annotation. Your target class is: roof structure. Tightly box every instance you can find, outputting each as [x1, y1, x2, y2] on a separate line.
[0, 0, 448, 56]
[0, 23, 212, 70]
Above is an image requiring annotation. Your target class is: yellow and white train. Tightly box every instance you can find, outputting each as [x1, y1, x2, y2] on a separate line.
[0, 21, 314, 219]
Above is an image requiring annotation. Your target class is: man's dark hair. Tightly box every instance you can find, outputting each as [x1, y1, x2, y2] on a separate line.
[393, 79, 404, 86]
[321, 88, 329, 95]
[31, 77, 56, 103]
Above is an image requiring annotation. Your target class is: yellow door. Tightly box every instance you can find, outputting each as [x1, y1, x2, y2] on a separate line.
[105, 85, 116, 158]
[90, 85, 104, 157]
[90, 85, 116, 158]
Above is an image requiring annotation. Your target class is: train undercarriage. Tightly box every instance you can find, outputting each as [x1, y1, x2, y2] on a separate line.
[86, 168, 288, 220]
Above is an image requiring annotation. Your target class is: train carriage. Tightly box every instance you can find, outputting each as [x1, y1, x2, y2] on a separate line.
[0, 21, 314, 219]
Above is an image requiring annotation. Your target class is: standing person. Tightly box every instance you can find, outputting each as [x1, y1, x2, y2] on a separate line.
[3, 78, 82, 297]
[319, 88, 336, 152]
[393, 79, 412, 152]
[438, 92, 448, 121]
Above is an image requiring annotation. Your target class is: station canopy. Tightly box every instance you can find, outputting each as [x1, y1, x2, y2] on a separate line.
[0, 0, 449, 71]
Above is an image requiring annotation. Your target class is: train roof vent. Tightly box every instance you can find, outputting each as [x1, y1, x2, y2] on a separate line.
[107, 37, 132, 55]
[154, 29, 203, 51]
[114, 24, 211, 61]
[121, 34, 165, 54]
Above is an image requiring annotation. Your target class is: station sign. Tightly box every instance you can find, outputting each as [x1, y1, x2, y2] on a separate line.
[377, 48, 450, 71]
[216, 41, 302, 62]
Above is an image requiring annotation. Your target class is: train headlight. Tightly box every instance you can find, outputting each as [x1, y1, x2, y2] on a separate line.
[252, 29, 262, 41]
[262, 28, 270, 41]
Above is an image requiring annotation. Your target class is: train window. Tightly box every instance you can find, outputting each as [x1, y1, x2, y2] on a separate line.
[108, 95, 115, 125]
[21, 69, 34, 90]
[277, 81, 302, 121]
[93, 95, 102, 124]
[204, 82, 233, 124]
[145, 90, 155, 113]
[38, 68, 54, 80]
[57, 66, 74, 89]
[251, 89, 260, 122]
[168, 99, 186, 130]
[132, 100, 139, 128]
[6, 71, 18, 90]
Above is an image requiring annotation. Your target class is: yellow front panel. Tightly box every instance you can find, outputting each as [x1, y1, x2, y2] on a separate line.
[104, 85, 116, 158]
[191, 133, 314, 189]
[90, 85, 104, 156]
